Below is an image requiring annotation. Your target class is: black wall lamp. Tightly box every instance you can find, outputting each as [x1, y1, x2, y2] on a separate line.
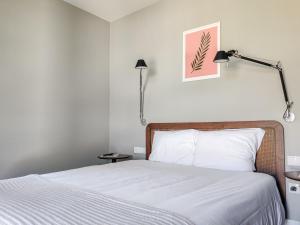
[135, 59, 148, 126]
[214, 50, 295, 122]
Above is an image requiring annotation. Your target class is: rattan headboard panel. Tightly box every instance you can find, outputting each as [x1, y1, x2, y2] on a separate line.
[146, 121, 285, 203]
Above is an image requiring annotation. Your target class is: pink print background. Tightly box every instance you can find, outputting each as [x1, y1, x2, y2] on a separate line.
[184, 25, 219, 79]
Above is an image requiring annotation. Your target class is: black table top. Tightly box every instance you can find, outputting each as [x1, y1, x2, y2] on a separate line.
[98, 154, 131, 160]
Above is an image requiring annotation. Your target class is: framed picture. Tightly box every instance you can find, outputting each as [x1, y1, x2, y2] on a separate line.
[183, 22, 220, 82]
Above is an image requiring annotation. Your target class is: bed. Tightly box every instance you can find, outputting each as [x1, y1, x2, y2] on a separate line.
[0, 121, 286, 225]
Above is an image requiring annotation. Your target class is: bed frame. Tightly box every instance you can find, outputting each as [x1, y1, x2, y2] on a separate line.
[146, 121, 286, 204]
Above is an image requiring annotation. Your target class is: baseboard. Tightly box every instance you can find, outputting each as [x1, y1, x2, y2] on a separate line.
[286, 220, 300, 225]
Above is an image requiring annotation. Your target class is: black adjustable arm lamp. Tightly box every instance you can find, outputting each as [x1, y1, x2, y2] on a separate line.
[214, 50, 295, 122]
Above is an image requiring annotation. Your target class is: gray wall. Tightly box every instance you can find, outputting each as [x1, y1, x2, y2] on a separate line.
[110, 0, 300, 220]
[0, 0, 110, 179]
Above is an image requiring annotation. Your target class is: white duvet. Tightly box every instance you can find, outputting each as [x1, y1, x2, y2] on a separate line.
[43, 160, 285, 225]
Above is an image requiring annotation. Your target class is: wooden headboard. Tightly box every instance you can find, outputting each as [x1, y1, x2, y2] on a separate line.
[146, 121, 286, 203]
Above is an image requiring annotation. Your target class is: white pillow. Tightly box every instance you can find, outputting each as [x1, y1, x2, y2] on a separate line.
[193, 128, 265, 171]
[149, 129, 197, 165]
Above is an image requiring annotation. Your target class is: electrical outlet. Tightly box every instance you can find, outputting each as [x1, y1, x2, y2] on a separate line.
[288, 183, 300, 194]
[134, 147, 146, 154]
[287, 156, 300, 167]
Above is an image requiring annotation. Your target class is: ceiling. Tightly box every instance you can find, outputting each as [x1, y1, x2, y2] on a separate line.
[63, 0, 160, 22]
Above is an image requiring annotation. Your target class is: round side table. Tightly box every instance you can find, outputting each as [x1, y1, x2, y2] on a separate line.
[98, 154, 132, 163]
[285, 171, 300, 181]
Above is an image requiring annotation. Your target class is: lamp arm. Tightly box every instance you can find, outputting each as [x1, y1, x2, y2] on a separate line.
[139, 69, 147, 126]
[233, 53, 291, 103]
[239, 55, 275, 68]
[277, 66, 290, 105]
[230, 51, 294, 122]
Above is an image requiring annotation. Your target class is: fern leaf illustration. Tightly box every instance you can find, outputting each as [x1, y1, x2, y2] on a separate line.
[191, 32, 211, 73]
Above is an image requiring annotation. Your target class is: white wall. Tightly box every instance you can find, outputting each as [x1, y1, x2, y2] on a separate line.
[0, 0, 110, 178]
[110, 0, 300, 220]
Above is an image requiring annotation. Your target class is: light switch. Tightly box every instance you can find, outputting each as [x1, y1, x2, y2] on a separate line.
[134, 147, 146, 154]
[287, 156, 300, 167]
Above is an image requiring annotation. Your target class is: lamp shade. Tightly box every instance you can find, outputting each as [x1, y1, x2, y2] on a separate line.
[213, 51, 230, 63]
[135, 59, 148, 69]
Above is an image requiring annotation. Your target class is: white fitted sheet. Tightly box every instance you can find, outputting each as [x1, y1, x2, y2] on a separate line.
[43, 160, 285, 225]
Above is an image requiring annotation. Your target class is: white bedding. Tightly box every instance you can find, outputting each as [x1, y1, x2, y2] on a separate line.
[43, 160, 285, 225]
[0, 175, 193, 225]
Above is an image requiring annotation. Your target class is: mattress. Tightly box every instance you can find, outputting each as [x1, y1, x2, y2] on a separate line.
[43, 160, 285, 225]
